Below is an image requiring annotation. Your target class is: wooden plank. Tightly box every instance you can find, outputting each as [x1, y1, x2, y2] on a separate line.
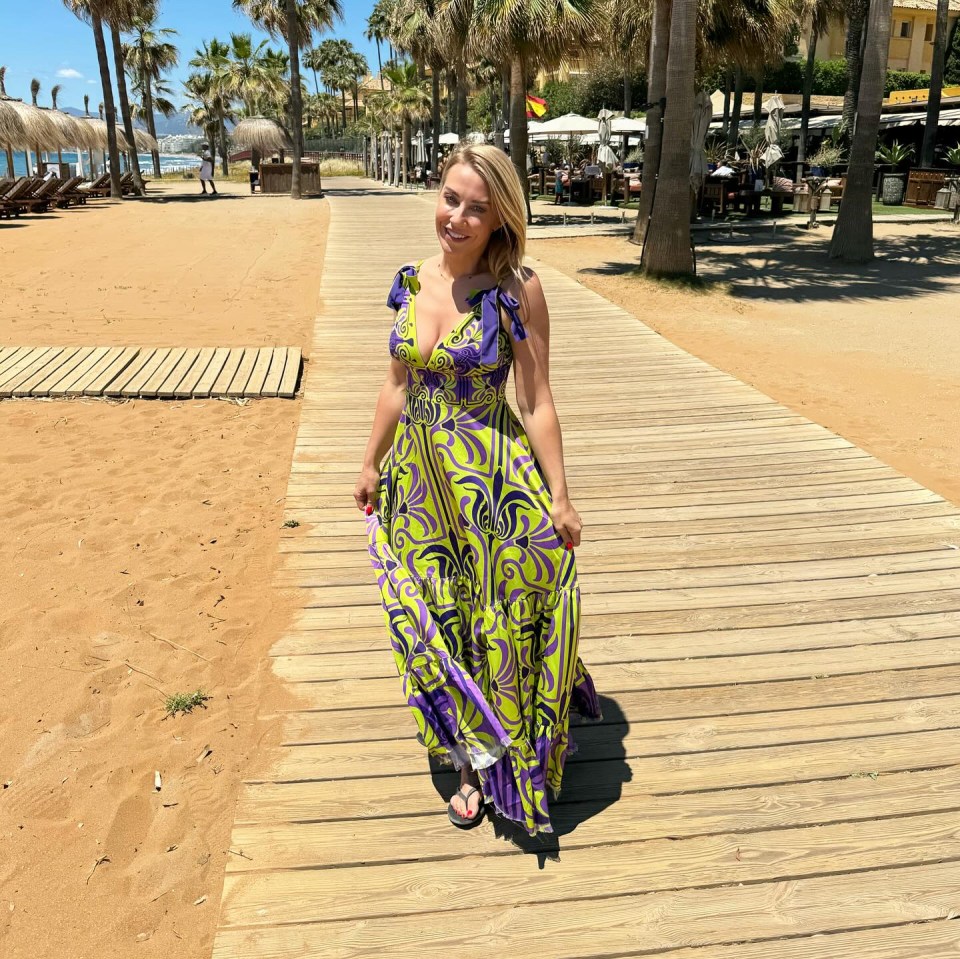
[220, 808, 960, 928]
[0, 346, 31, 380]
[234, 724, 960, 823]
[0, 348, 62, 397]
[104, 347, 157, 397]
[192, 346, 232, 397]
[81, 346, 141, 396]
[277, 347, 301, 398]
[64, 347, 125, 396]
[156, 347, 201, 398]
[225, 346, 260, 397]
[173, 346, 216, 398]
[244, 346, 275, 396]
[261, 347, 287, 397]
[212, 861, 960, 958]
[123, 347, 173, 396]
[211, 348, 246, 397]
[139, 347, 186, 398]
[225, 764, 960, 871]
[45, 347, 110, 396]
[13, 347, 83, 396]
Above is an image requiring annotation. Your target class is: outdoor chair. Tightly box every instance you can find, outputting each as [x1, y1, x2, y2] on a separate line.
[54, 176, 87, 207]
[81, 173, 112, 198]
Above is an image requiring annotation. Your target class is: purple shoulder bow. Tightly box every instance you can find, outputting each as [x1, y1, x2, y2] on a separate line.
[387, 265, 419, 311]
[466, 286, 527, 367]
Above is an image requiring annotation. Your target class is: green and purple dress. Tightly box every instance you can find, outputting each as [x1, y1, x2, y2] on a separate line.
[365, 261, 601, 836]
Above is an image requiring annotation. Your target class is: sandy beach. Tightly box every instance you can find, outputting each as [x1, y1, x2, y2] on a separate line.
[530, 220, 960, 507]
[0, 180, 325, 958]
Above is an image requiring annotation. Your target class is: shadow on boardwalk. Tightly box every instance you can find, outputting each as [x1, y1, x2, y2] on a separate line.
[576, 230, 960, 304]
[429, 694, 631, 866]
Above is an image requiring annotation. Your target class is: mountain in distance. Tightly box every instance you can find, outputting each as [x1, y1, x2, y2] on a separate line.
[63, 106, 201, 137]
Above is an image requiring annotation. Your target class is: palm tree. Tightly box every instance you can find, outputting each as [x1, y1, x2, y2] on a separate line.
[797, 0, 846, 181]
[302, 45, 325, 94]
[346, 50, 369, 122]
[63, 0, 124, 197]
[921, 0, 951, 166]
[366, 0, 393, 89]
[224, 33, 285, 115]
[841, 0, 869, 132]
[234, 0, 344, 197]
[638, 0, 697, 276]
[467, 0, 603, 223]
[384, 61, 430, 186]
[50, 83, 66, 167]
[123, 10, 178, 176]
[829, 0, 896, 262]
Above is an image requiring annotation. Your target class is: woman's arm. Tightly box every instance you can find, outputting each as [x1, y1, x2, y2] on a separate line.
[354, 357, 407, 511]
[510, 271, 583, 548]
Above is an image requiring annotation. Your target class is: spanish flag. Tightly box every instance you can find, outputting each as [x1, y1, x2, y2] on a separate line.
[525, 94, 548, 119]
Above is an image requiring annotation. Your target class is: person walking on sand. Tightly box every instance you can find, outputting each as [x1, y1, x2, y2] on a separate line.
[354, 144, 601, 836]
[199, 144, 217, 196]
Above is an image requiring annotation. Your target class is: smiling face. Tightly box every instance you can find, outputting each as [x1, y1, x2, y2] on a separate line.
[435, 161, 503, 265]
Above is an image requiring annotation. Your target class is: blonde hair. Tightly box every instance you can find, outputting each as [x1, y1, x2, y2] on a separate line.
[440, 144, 527, 295]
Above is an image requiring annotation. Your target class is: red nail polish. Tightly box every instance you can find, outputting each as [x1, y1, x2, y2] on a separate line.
[365, 504, 374, 515]
[565, 542, 573, 550]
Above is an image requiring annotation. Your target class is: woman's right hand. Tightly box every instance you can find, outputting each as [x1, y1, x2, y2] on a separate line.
[353, 465, 381, 512]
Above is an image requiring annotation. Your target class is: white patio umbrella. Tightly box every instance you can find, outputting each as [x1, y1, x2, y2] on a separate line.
[414, 128, 426, 164]
[762, 94, 785, 170]
[438, 131, 460, 145]
[536, 112, 599, 136]
[689, 90, 714, 185]
[596, 109, 618, 167]
[611, 116, 646, 134]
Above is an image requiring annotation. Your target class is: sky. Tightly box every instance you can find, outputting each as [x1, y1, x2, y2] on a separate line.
[0, 0, 380, 112]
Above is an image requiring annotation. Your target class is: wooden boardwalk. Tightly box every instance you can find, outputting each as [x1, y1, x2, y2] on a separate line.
[213, 180, 960, 959]
[0, 345, 301, 399]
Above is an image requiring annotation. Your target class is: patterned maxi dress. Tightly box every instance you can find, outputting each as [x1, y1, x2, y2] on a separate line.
[365, 261, 602, 836]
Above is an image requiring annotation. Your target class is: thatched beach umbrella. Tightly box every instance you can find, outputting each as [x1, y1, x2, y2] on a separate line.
[0, 100, 26, 175]
[80, 116, 131, 152]
[231, 116, 292, 155]
[132, 128, 158, 154]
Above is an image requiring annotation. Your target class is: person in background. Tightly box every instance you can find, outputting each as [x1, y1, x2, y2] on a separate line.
[199, 144, 218, 196]
[553, 166, 565, 205]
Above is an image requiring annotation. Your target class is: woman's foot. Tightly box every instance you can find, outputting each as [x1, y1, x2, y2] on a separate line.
[449, 769, 482, 821]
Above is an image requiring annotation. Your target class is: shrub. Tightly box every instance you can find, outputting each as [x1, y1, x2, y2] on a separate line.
[319, 158, 363, 176]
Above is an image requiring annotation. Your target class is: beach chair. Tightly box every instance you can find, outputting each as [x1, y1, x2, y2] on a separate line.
[81, 173, 112, 198]
[0, 178, 14, 196]
[119, 171, 136, 195]
[12, 177, 60, 213]
[53, 176, 88, 207]
[1, 177, 45, 215]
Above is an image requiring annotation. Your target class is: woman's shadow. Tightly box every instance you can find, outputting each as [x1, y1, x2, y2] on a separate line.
[429, 693, 631, 866]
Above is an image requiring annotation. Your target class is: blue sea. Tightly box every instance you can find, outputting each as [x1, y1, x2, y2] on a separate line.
[5, 150, 198, 177]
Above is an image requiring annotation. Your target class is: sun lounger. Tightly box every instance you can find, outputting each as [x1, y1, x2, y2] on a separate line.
[53, 175, 88, 207]
[80, 173, 113, 198]
[10, 177, 60, 213]
[0, 177, 41, 216]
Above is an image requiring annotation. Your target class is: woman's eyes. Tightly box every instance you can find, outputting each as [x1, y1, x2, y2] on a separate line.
[444, 194, 486, 215]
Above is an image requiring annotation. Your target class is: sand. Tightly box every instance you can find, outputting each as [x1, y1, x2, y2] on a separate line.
[0, 181, 325, 957]
[530, 221, 960, 506]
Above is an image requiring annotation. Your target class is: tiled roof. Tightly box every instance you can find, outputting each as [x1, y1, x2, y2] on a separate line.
[894, 0, 960, 11]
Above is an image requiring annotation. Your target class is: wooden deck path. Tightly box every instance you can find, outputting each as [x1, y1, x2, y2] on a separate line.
[0, 346, 301, 399]
[213, 180, 960, 959]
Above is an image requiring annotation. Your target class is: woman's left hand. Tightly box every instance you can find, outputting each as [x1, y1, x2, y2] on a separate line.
[551, 496, 583, 550]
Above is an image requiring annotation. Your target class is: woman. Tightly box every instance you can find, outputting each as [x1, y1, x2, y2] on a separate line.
[198, 144, 217, 196]
[354, 144, 600, 836]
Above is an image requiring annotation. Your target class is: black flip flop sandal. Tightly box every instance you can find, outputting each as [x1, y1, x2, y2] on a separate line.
[448, 784, 485, 829]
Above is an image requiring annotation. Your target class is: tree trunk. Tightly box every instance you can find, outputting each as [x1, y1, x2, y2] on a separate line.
[727, 65, 744, 147]
[110, 25, 144, 195]
[220, 118, 229, 176]
[830, 0, 895, 262]
[340, 89, 347, 129]
[509, 54, 532, 224]
[456, 62, 468, 137]
[501, 65, 510, 137]
[402, 118, 410, 186]
[640, 0, 696, 276]
[721, 69, 731, 140]
[286, 0, 303, 199]
[377, 42, 384, 89]
[842, 0, 868, 133]
[752, 70, 764, 125]
[92, 16, 123, 198]
[623, 59, 633, 116]
[798, 29, 818, 181]
[922, 0, 951, 166]
[142, 72, 162, 178]
[431, 67, 441, 171]
[447, 70, 456, 132]
[632, 0, 671, 244]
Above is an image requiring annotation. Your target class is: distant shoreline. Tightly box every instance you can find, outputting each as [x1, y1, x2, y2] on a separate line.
[7, 151, 200, 178]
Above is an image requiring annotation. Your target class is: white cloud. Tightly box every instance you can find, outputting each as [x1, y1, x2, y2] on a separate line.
[56, 68, 83, 79]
